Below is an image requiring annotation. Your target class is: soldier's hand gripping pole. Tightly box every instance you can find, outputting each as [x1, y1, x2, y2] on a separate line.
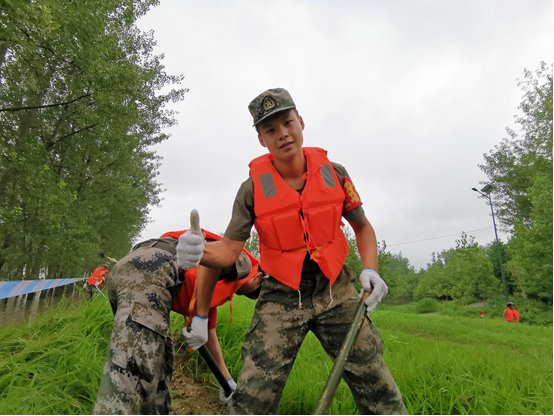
[313, 289, 371, 415]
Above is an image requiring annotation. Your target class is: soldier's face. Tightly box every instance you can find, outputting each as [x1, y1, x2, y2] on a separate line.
[236, 271, 263, 296]
[257, 109, 304, 161]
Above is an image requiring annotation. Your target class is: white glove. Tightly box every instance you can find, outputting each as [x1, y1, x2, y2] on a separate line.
[182, 315, 208, 351]
[219, 378, 237, 404]
[176, 209, 205, 270]
[359, 268, 388, 313]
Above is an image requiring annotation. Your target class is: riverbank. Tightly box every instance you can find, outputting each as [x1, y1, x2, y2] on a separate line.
[0, 295, 552, 414]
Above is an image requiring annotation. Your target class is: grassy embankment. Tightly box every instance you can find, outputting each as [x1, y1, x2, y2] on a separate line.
[0, 294, 552, 415]
[186, 296, 553, 415]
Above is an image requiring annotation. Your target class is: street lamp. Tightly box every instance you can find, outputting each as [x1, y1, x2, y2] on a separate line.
[472, 185, 509, 302]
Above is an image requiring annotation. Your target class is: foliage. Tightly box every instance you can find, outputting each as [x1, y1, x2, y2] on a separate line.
[243, 230, 260, 259]
[479, 62, 553, 231]
[478, 63, 552, 301]
[484, 240, 514, 291]
[506, 173, 553, 301]
[0, 0, 186, 280]
[389, 252, 415, 274]
[415, 233, 500, 303]
[415, 298, 440, 313]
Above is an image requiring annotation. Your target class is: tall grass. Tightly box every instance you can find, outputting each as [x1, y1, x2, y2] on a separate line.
[1, 293, 551, 415]
[0, 296, 112, 414]
[213, 296, 553, 415]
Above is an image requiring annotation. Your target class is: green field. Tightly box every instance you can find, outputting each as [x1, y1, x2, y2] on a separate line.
[0, 295, 552, 414]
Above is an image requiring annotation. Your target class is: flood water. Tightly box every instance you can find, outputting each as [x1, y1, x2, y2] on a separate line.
[0, 283, 89, 331]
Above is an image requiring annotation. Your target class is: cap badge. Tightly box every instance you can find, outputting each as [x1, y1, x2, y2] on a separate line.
[262, 96, 276, 111]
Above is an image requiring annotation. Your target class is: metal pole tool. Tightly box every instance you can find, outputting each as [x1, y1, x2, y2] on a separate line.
[313, 290, 371, 415]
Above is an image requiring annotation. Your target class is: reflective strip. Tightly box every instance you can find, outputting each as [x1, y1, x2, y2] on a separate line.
[260, 172, 277, 198]
[320, 164, 336, 188]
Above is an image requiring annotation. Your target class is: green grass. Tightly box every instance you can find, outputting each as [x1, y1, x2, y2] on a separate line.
[379, 296, 553, 326]
[212, 296, 553, 415]
[0, 296, 113, 414]
[0, 294, 551, 415]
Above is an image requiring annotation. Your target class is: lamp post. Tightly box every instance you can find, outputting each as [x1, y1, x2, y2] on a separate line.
[472, 185, 509, 302]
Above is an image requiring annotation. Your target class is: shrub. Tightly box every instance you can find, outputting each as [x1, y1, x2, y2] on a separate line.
[415, 298, 440, 313]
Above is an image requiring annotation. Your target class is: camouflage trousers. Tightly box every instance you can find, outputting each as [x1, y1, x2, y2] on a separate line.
[230, 265, 407, 415]
[93, 247, 182, 415]
[83, 282, 97, 301]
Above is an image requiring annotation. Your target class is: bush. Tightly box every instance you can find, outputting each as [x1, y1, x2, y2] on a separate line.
[415, 298, 440, 313]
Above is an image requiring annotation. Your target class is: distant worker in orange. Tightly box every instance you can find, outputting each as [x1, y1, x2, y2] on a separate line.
[503, 302, 520, 323]
[84, 263, 109, 301]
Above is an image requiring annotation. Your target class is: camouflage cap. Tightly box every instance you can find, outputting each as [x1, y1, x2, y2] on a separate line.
[248, 88, 296, 126]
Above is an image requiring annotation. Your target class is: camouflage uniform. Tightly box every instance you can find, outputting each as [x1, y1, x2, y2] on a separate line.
[230, 265, 407, 415]
[83, 282, 97, 301]
[93, 247, 183, 415]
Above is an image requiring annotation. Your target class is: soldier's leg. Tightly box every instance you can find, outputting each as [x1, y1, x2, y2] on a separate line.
[84, 283, 93, 301]
[312, 266, 407, 415]
[93, 248, 178, 415]
[230, 276, 312, 415]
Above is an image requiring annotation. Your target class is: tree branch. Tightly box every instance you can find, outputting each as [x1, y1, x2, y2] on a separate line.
[0, 94, 93, 112]
[46, 123, 97, 149]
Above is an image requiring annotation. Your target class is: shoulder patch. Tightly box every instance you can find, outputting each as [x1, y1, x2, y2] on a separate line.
[343, 177, 362, 212]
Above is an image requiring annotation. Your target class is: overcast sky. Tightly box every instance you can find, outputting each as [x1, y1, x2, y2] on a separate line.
[135, 0, 552, 270]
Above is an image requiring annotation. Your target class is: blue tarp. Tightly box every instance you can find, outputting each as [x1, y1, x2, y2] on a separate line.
[0, 278, 85, 300]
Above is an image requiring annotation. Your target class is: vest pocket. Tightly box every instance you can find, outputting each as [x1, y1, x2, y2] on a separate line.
[255, 217, 281, 250]
[304, 205, 339, 245]
[272, 211, 305, 250]
[130, 302, 169, 338]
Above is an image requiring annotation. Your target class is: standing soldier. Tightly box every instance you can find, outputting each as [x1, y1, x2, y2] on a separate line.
[177, 88, 407, 414]
[83, 263, 109, 301]
[503, 301, 520, 323]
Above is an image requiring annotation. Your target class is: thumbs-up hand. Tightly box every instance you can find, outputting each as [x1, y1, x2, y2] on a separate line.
[176, 209, 205, 270]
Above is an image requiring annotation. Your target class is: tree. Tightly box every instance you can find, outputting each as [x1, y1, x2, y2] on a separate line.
[0, 1, 186, 280]
[484, 240, 517, 294]
[506, 174, 553, 301]
[415, 233, 500, 303]
[479, 62, 552, 301]
[244, 230, 260, 259]
[479, 62, 553, 230]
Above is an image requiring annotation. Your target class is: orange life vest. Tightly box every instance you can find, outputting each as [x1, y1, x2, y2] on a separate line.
[87, 267, 108, 287]
[161, 229, 259, 326]
[504, 307, 519, 322]
[249, 147, 349, 290]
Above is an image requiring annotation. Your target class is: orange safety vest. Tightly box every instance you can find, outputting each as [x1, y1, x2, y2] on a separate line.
[87, 267, 108, 287]
[249, 147, 349, 290]
[504, 307, 519, 322]
[161, 229, 259, 326]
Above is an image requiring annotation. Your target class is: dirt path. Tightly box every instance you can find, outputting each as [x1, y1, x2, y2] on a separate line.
[170, 345, 227, 415]
[467, 300, 487, 307]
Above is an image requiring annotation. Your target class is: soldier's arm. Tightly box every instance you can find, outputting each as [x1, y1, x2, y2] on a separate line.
[349, 215, 378, 271]
[196, 266, 221, 317]
[200, 237, 247, 269]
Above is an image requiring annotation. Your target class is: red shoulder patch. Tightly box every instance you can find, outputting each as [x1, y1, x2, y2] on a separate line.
[343, 177, 362, 212]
